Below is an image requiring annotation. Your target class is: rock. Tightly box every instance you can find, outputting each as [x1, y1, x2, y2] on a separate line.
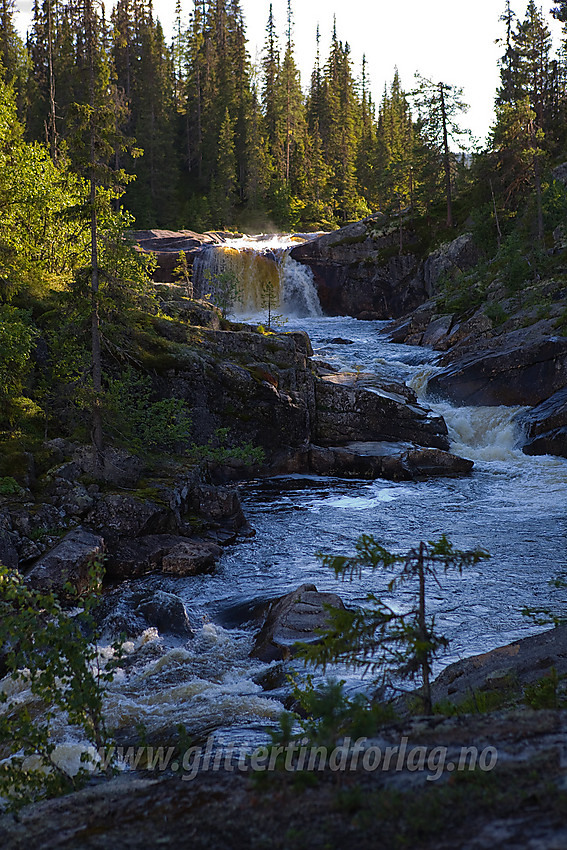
[132, 229, 225, 283]
[428, 327, 567, 406]
[0, 530, 19, 569]
[314, 377, 450, 450]
[422, 233, 481, 297]
[516, 387, 567, 458]
[290, 220, 480, 320]
[251, 583, 345, 662]
[308, 442, 473, 480]
[431, 624, 567, 706]
[105, 534, 196, 581]
[71, 446, 144, 488]
[25, 527, 105, 596]
[191, 485, 248, 532]
[86, 494, 171, 544]
[552, 162, 567, 187]
[161, 540, 223, 576]
[97, 585, 193, 638]
[135, 591, 194, 637]
[421, 314, 454, 349]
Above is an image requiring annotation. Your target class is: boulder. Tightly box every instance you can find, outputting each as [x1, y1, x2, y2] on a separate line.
[516, 387, 567, 458]
[314, 377, 450, 450]
[135, 590, 193, 637]
[25, 527, 104, 596]
[251, 583, 345, 662]
[161, 540, 223, 576]
[105, 534, 196, 580]
[97, 585, 193, 638]
[308, 443, 473, 480]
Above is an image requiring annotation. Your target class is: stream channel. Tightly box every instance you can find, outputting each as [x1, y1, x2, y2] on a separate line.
[10, 235, 567, 771]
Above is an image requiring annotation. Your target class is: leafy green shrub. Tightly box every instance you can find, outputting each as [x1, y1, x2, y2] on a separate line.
[0, 306, 38, 426]
[0, 561, 120, 810]
[105, 367, 192, 454]
[484, 302, 509, 327]
[189, 427, 264, 465]
[0, 477, 22, 496]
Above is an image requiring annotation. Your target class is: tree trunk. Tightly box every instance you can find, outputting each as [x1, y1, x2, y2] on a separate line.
[417, 542, 432, 715]
[86, 0, 104, 477]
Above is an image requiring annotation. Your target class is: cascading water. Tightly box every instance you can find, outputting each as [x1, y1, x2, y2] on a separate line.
[4, 300, 567, 780]
[192, 234, 323, 318]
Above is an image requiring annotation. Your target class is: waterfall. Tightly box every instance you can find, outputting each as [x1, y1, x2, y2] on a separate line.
[192, 235, 322, 318]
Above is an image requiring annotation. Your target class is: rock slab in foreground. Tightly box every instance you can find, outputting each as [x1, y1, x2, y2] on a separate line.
[432, 624, 567, 706]
[251, 583, 345, 662]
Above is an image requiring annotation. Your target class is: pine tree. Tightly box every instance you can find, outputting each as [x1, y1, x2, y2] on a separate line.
[411, 74, 469, 227]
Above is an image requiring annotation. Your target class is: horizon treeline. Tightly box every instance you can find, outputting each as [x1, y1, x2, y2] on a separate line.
[2, 0, 567, 236]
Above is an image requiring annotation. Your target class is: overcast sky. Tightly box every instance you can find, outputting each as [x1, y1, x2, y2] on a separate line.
[13, 0, 564, 144]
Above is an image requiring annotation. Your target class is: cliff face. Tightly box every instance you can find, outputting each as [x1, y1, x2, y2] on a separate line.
[289, 217, 481, 320]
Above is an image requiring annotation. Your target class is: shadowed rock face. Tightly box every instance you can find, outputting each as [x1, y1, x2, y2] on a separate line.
[290, 220, 480, 320]
[427, 332, 567, 407]
[516, 387, 567, 458]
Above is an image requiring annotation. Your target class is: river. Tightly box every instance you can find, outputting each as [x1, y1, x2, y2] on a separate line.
[5, 235, 567, 773]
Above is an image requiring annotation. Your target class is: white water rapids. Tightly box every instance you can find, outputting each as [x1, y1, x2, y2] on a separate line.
[3, 236, 567, 778]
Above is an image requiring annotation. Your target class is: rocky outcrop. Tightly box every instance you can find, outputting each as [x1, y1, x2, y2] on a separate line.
[516, 387, 567, 458]
[25, 528, 104, 595]
[314, 375, 449, 450]
[290, 219, 480, 320]
[428, 326, 567, 406]
[105, 534, 222, 581]
[251, 583, 345, 662]
[132, 230, 229, 283]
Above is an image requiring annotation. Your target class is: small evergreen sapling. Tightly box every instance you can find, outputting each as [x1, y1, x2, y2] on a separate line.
[301, 535, 489, 715]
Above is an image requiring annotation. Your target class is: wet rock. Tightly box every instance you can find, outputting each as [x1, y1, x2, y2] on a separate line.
[251, 582, 345, 662]
[309, 442, 473, 480]
[314, 377, 450, 450]
[161, 540, 223, 576]
[191, 484, 248, 532]
[97, 585, 193, 638]
[516, 387, 567, 458]
[25, 527, 105, 596]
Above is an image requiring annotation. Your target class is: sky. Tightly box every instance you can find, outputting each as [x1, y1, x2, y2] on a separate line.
[12, 0, 564, 144]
